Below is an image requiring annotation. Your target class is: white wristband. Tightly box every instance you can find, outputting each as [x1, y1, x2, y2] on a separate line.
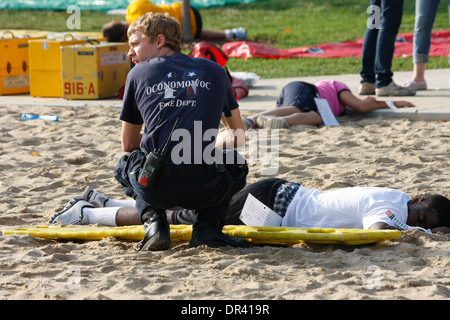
[386, 100, 397, 110]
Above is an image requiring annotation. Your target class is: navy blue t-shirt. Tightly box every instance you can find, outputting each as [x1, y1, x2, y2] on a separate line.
[120, 52, 238, 164]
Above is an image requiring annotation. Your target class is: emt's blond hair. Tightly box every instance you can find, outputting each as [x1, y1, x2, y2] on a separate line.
[128, 12, 182, 52]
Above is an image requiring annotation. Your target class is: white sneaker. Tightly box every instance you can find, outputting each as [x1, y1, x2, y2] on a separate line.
[255, 115, 273, 128]
[376, 81, 416, 96]
[82, 186, 109, 208]
[49, 198, 93, 225]
[359, 82, 375, 95]
[232, 27, 247, 39]
[256, 115, 289, 129]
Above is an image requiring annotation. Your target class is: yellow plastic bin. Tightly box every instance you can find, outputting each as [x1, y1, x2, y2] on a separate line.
[61, 40, 130, 99]
[0, 31, 45, 95]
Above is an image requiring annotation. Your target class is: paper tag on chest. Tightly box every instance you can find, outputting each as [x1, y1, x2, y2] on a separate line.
[239, 193, 283, 227]
[314, 97, 339, 126]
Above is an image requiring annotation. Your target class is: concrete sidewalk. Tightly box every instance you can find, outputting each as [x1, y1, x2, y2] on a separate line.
[1, 68, 449, 121]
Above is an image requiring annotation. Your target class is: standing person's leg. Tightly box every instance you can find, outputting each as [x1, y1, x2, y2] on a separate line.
[413, 0, 440, 66]
[405, 0, 441, 89]
[374, 0, 416, 96]
[360, 0, 380, 95]
[374, 0, 404, 88]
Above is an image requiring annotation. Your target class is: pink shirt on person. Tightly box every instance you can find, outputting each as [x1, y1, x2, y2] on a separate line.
[314, 80, 350, 116]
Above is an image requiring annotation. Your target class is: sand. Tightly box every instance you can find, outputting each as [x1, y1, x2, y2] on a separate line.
[0, 103, 449, 301]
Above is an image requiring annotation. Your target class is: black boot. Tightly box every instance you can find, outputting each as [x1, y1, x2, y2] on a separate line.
[136, 209, 171, 251]
[189, 214, 250, 248]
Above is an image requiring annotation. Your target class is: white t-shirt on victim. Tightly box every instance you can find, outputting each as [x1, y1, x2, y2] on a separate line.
[282, 186, 411, 229]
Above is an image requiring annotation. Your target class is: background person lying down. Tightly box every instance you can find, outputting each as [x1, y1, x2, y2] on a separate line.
[242, 80, 415, 129]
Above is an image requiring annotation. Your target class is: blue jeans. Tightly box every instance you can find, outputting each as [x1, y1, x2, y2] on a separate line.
[413, 0, 441, 63]
[360, 0, 405, 88]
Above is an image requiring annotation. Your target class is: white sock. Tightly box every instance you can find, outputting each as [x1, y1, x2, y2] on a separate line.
[225, 29, 233, 39]
[104, 199, 135, 208]
[83, 207, 119, 227]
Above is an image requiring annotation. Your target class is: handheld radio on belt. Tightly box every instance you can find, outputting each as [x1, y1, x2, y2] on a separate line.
[138, 118, 179, 189]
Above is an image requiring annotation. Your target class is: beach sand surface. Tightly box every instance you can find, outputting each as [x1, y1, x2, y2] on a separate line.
[0, 104, 449, 300]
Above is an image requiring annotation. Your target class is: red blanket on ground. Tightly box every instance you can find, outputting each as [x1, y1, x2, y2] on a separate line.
[222, 30, 450, 59]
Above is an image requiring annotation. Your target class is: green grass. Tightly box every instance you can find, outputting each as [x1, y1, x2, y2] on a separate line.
[0, 10, 123, 33]
[1, 0, 449, 78]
